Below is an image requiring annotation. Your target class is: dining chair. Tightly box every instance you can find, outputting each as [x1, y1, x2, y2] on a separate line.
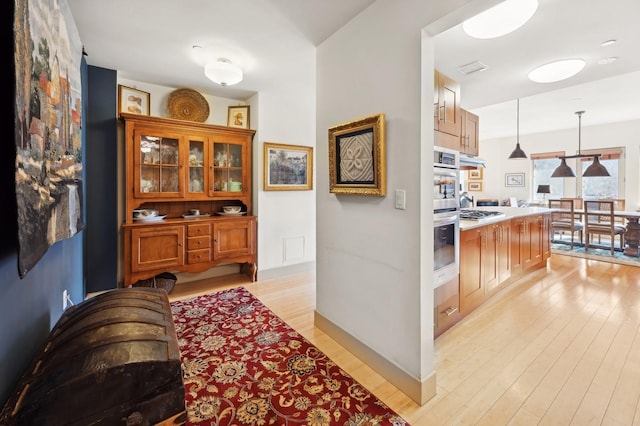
[583, 200, 626, 255]
[548, 199, 583, 249]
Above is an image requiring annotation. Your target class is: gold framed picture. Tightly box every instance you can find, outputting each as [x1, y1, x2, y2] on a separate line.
[468, 168, 483, 180]
[117, 85, 150, 116]
[468, 181, 482, 191]
[328, 113, 386, 196]
[264, 142, 313, 191]
[227, 105, 250, 129]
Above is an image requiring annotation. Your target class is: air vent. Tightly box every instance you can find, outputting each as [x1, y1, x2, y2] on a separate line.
[457, 61, 488, 75]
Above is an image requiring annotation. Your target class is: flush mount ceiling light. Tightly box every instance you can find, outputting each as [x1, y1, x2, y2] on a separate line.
[597, 57, 618, 65]
[528, 59, 586, 83]
[508, 98, 527, 159]
[462, 0, 538, 39]
[204, 58, 243, 87]
[551, 111, 611, 178]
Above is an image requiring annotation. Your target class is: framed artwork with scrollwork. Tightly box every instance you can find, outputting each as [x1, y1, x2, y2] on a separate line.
[328, 113, 386, 196]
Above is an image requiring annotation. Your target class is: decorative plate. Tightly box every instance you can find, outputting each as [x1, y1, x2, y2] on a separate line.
[133, 215, 167, 222]
[167, 88, 210, 122]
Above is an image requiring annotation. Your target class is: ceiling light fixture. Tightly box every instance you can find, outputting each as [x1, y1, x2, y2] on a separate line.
[508, 98, 527, 159]
[597, 57, 617, 65]
[462, 0, 538, 39]
[601, 39, 616, 47]
[528, 59, 586, 83]
[551, 111, 610, 178]
[204, 58, 243, 87]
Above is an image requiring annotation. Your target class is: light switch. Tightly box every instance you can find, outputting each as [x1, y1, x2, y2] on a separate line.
[395, 189, 406, 210]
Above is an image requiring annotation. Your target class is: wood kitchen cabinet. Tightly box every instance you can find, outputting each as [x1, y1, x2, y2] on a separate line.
[459, 225, 485, 314]
[484, 221, 512, 296]
[120, 113, 257, 286]
[459, 221, 511, 315]
[460, 109, 479, 156]
[434, 70, 461, 137]
[434, 275, 461, 338]
[433, 71, 481, 157]
[459, 213, 550, 318]
[511, 214, 549, 276]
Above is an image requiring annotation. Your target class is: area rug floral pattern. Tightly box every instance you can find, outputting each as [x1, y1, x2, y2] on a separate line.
[171, 287, 409, 425]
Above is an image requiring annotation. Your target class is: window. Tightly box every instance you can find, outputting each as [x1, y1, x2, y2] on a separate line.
[578, 148, 624, 200]
[531, 151, 564, 202]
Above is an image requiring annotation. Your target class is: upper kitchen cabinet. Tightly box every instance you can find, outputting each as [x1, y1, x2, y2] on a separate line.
[434, 70, 461, 137]
[460, 109, 479, 156]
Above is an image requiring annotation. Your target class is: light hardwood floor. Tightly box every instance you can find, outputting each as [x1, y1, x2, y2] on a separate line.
[169, 254, 640, 425]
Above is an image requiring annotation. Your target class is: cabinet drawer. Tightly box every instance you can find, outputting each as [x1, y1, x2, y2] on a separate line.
[187, 223, 211, 237]
[187, 249, 211, 264]
[188, 235, 211, 250]
[436, 293, 460, 331]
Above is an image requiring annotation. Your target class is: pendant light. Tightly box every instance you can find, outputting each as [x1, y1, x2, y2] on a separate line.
[551, 111, 610, 178]
[508, 98, 527, 159]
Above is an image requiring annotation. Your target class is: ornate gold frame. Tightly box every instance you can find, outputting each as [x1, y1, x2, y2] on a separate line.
[328, 113, 386, 196]
[263, 142, 313, 191]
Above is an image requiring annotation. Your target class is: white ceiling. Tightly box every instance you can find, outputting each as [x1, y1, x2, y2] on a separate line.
[67, 0, 640, 140]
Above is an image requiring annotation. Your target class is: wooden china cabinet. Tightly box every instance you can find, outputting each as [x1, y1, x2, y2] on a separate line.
[120, 113, 257, 287]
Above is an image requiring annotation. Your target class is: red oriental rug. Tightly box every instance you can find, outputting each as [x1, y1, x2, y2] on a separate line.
[170, 287, 410, 425]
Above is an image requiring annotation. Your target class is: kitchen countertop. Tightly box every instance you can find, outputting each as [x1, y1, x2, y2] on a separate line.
[460, 206, 552, 230]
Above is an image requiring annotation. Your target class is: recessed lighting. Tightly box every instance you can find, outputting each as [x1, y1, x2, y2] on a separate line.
[601, 39, 616, 47]
[597, 57, 618, 65]
[462, 0, 538, 39]
[528, 59, 586, 83]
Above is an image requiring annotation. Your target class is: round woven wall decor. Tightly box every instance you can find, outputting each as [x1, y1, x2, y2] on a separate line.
[167, 88, 210, 122]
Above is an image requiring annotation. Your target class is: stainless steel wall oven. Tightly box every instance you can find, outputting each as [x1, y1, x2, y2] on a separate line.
[433, 147, 460, 288]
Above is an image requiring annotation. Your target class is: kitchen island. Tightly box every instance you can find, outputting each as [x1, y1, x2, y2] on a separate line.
[458, 206, 552, 316]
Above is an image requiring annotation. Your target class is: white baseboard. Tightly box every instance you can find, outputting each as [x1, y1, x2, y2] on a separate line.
[257, 261, 315, 281]
[314, 311, 437, 406]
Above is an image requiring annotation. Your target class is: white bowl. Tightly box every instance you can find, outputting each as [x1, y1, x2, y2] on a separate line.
[222, 206, 242, 214]
[133, 209, 158, 218]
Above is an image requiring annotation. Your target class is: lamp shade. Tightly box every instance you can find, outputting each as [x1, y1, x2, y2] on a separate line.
[508, 142, 528, 159]
[536, 184, 551, 194]
[582, 156, 611, 177]
[551, 158, 576, 177]
[508, 99, 527, 159]
[204, 58, 243, 86]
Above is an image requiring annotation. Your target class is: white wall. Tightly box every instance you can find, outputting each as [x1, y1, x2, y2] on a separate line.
[315, 0, 492, 401]
[474, 119, 640, 209]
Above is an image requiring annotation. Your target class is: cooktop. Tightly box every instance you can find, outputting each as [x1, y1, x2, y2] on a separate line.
[459, 209, 506, 221]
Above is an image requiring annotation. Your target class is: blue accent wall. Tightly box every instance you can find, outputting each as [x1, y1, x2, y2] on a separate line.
[2, 3, 85, 406]
[84, 65, 118, 292]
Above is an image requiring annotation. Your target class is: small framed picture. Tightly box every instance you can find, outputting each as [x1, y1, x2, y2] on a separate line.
[227, 105, 250, 129]
[468, 168, 483, 180]
[118, 85, 150, 116]
[468, 182, 482, 191]
[264, 142, 313, 191]
[505, 173, 525, 187]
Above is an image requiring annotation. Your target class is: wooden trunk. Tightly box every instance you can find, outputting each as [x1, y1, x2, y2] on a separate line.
[0, 288, 185, 425]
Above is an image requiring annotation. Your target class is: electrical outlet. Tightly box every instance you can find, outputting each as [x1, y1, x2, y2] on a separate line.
[63, 289, 69, 310]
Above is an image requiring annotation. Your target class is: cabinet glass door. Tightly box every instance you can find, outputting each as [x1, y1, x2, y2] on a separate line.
[212, 142, 243, 194]
[188, 139, 205, 194]
[137, 133, 181, 196]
